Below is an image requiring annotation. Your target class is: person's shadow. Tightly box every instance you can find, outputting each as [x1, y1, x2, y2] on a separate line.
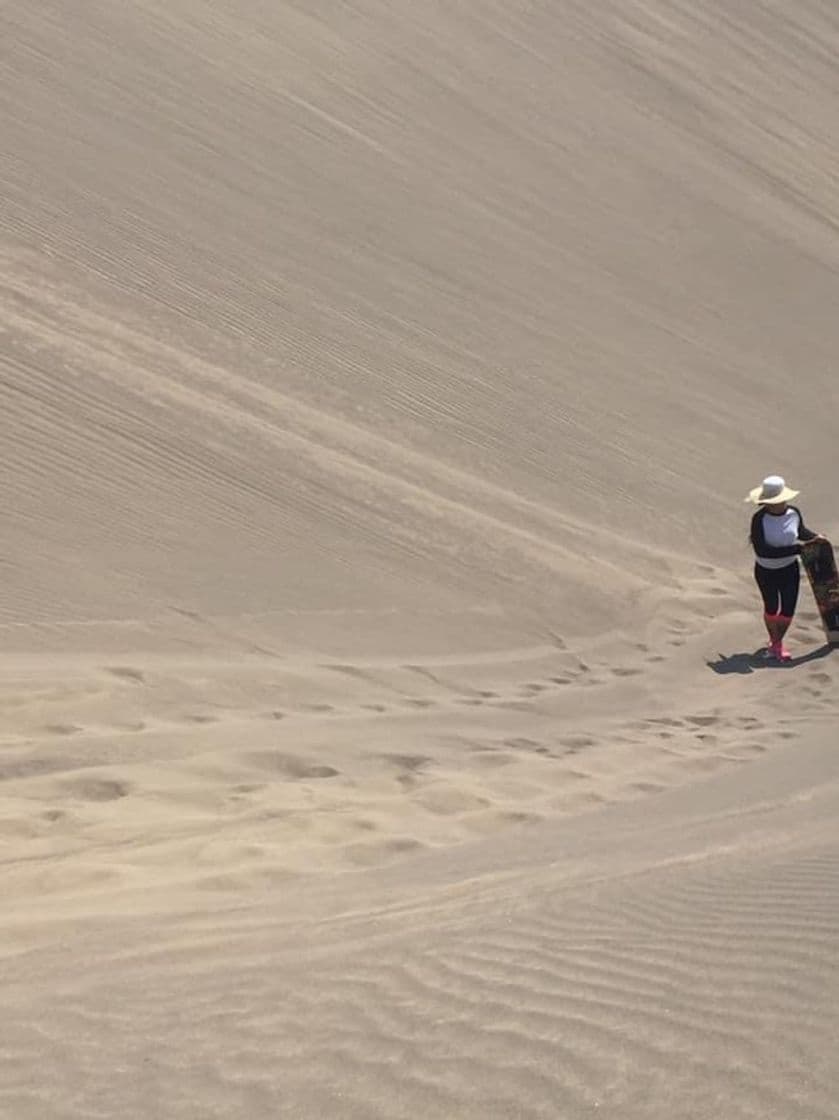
[707, 644, 834, 675]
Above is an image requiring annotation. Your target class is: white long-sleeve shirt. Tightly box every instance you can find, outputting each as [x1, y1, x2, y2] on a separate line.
[750, 505, 816, 569]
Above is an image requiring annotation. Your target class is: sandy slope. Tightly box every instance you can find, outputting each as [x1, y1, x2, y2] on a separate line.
[2, 1, 839, 1117]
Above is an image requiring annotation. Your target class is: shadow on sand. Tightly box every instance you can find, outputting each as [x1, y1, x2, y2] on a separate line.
[706, 644, 834, 676]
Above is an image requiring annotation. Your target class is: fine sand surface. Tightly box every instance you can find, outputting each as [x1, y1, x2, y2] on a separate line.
[2, 2, 839, 1117]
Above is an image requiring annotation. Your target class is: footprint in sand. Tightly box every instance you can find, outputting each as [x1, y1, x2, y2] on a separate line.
[380, 753, 432, 788]
[350, 818, 378, 833]
[501, 810, 542, 825]
[0, 758, 61, 781]
[249, 752, 339, 780]
[326, 664, 375, 684]
[561, 769, 592, 781]
[106, 666, 146, 684]
[471, 750, 515, 769]
[382, 753, 432, 772]
[464, 809, 543, 835]
[684, 755, 728, 772]
[504, 737, 551, 755]
[558, 734, 596, 750]
[66, 777, 131, 802]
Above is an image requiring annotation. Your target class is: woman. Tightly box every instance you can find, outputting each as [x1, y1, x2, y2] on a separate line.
[746, 475, 823, 660]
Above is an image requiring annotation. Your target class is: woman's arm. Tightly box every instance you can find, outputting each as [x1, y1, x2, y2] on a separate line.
[793, 507, 821, 543]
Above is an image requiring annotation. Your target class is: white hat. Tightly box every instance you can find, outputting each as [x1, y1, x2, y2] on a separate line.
[745, 474, 800, 505]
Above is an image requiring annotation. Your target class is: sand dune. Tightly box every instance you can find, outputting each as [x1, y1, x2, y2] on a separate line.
[2, 1, 839, 1117]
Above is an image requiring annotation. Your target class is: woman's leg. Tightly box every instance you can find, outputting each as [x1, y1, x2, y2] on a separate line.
[778, 562, 800, 618]
[774, 563, 801, 657]
[754, 564, 781, 647]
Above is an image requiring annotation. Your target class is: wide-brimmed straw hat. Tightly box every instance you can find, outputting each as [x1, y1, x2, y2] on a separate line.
[745, 474, 800, 505]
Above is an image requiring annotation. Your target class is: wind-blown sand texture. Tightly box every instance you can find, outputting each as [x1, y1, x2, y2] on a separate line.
[2, 2, 839, 1117]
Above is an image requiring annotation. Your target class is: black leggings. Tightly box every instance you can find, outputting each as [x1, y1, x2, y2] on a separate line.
[754, 561, 800, 617]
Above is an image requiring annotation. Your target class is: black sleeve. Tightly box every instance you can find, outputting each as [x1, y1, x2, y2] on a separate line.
[791, 507, 818, 542]
[750, 509, 802, 559]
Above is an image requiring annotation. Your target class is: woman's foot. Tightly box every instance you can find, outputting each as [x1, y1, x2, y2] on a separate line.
[775, 615, 793, 660]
